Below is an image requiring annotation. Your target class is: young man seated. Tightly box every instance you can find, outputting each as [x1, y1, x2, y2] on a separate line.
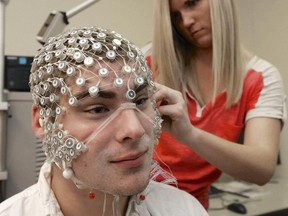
[0, 26, 208, 216]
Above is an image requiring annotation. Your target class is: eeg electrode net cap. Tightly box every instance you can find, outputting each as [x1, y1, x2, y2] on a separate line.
[29, 26, 162, 171]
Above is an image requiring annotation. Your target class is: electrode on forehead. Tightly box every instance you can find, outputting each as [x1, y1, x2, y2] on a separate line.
[98, 67, 109, 77]
[68, 97, 78, 106]
[122, 65, 132, 74]
[126, 89, 136, 100]
[114, 77, 124, 87]
[89, 86, 99, 97]
[135, 76, 145, 85]
[76, 77, 86, 86]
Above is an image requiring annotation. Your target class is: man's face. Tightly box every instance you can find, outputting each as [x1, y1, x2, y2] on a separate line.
[59, 62, 157, 196]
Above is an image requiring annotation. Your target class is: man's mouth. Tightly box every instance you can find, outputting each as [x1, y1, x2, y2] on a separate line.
[110, 150, 148, 169]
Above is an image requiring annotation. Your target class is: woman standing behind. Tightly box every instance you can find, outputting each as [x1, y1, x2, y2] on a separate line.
[149, 0, 286, 209]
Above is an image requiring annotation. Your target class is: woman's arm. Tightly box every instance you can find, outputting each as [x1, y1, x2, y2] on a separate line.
[154, 83, 281, 185]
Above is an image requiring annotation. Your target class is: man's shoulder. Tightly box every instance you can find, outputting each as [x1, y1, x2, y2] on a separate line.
[147, 181, 198, 202]
[0, 184, 41, 216]
[144, 181, 209, 215]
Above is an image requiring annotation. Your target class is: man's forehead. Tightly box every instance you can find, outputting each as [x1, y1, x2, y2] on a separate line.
[77, 60, 138, 79]
[74, 78, 149, 101]
[61, 56, 147, 99]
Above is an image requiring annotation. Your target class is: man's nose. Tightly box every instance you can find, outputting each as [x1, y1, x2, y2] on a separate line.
[114, 108, 146, 142]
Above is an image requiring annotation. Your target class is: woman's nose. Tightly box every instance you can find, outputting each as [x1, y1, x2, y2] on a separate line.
[114, 108, 145, 142]
[180, 10, 195, 27]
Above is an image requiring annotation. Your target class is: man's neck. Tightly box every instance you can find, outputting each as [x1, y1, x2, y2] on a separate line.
[51, 164, 129, 216]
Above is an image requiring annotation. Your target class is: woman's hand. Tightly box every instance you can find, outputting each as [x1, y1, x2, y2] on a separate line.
[153, 83, 281, 185]
[153, 83, 193, 143]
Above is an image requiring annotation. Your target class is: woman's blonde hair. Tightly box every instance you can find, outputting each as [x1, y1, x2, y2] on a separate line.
[151, 0, 253, 107]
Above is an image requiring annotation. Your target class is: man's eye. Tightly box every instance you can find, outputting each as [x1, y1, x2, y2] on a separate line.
[87, 106, 109, 114]
[135, 97, 149, 107]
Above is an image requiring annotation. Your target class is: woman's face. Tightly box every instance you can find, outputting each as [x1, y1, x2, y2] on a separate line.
[169, 0, 212, 49]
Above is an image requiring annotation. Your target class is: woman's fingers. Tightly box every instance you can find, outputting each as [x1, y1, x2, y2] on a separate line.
[153, 83, 192, 142]
[154, 83, 183, 105]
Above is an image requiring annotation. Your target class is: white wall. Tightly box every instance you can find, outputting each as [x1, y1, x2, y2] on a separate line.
[4, 0, 154, 56]
[3, 0, 288, 178]
[236, 0, 288, 178]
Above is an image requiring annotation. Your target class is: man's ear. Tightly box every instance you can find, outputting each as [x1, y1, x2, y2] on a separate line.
[31, 105, 44, 139]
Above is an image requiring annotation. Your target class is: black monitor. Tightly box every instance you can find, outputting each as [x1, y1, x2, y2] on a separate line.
[4, 55, 33, 92]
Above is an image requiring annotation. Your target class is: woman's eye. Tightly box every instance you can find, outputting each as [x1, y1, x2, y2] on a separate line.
[171, 11, 182, 24]
[171, 0, 199, 22]
[188, 0, 200, 6]
[186, 0, 199, 7]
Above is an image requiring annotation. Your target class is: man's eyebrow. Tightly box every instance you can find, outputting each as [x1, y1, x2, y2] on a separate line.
[98, 91, 116, 98]
[134, 82, 148, 94]
[75, 89, 116, 100]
